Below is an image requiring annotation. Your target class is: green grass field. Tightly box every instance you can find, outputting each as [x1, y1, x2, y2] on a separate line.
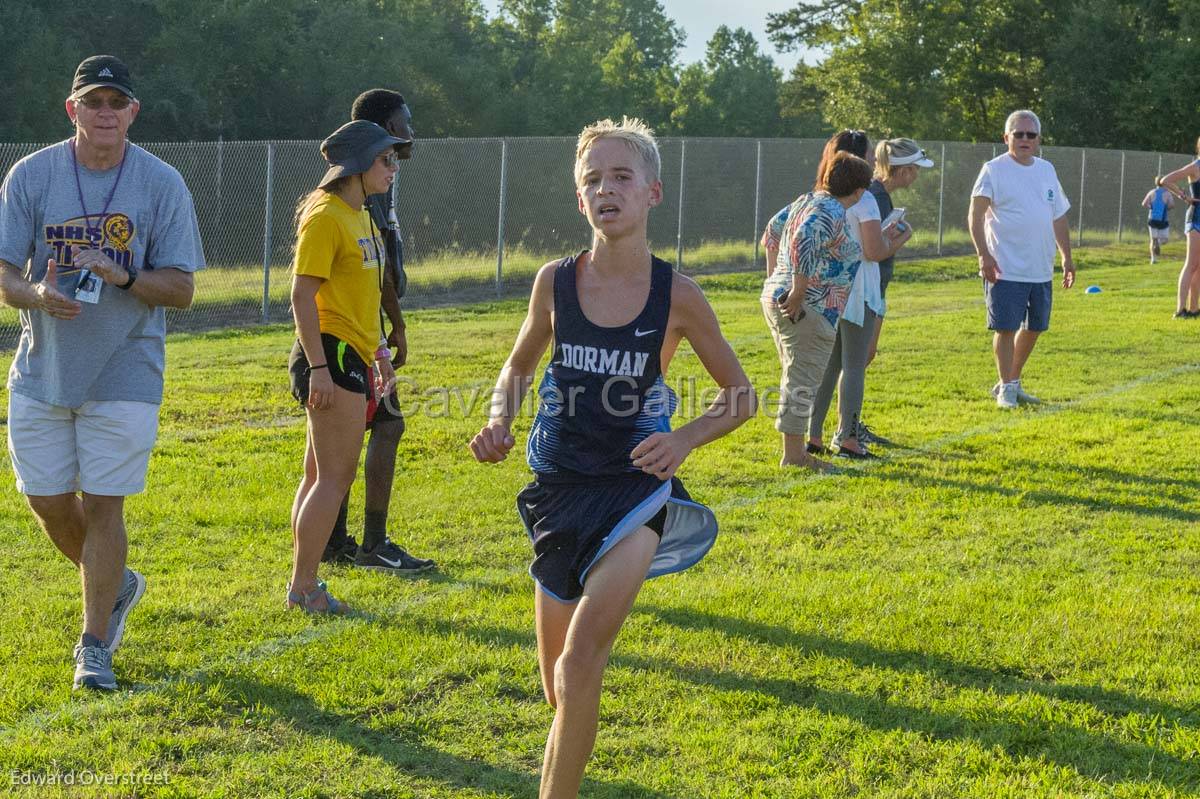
[0, 243, 1198, 798]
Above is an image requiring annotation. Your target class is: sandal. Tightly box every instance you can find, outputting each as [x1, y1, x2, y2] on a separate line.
[286, 579, 349, 615]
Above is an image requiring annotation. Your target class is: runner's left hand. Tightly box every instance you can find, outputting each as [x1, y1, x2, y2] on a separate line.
[631, 431, 691, 481]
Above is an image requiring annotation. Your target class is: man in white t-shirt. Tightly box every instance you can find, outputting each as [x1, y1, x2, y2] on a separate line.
[968, 109, 1076, 409]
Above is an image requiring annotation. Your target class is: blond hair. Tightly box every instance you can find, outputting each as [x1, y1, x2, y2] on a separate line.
[874, 138, 923, 180]
[574, 117, 661, 186]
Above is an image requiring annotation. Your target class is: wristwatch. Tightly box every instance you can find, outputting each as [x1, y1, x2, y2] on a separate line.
[117, 264, 138, 290]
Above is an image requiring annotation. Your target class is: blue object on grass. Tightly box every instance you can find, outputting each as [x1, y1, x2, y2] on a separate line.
[1085, 285, 1102, 294]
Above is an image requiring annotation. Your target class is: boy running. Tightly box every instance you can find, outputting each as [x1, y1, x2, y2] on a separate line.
[469, 117, 755, 798]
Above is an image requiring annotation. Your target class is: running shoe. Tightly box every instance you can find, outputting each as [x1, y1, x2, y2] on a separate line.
[105, 568, 146, 653]
[1013, 380, 1041, 405]
[996, 381, 1018, 409]
[855, 419, 895, 446]
[354, 539, 436, 575]
[321, 535, 360, 565]
[73, 643, 117, 691]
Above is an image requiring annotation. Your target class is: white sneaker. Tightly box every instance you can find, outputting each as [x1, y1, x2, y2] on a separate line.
[996, 381, 1018, 409]
[1013, 380, 1041, 405]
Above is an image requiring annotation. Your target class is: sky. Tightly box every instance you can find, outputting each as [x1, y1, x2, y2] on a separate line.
[479, 0, 820, 75]
[657, 0, 815, 72]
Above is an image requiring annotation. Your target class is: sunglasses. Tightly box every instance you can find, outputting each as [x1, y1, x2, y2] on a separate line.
[75, 94, 132, 111]
[1010, 130, 1039, 140]
[378, 151, 401, 168]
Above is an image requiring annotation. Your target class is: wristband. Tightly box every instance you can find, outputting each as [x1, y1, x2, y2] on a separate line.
[117, 265, 138, 290]
[308, 363, 328, 371]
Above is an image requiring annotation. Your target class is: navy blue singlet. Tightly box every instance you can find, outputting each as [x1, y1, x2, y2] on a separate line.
[527, 252, 677, 480]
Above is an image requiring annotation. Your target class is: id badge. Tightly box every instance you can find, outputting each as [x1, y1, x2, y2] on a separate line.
[74, 270, 102, 304]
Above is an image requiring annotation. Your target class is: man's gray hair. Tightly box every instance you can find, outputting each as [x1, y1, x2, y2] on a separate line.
[1004, 110, 1041, 134]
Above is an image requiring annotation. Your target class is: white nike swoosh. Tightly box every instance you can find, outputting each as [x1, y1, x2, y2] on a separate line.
[634, 328, 657, 337]
[375, 555, 406, 568]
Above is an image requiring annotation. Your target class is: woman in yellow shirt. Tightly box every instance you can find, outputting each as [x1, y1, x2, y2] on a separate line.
[286, 121, 403, 613]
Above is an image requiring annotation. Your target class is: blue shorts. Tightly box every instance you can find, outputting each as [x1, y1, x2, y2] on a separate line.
[517, 472, 718, 602]
[985, 279, 1053, 332]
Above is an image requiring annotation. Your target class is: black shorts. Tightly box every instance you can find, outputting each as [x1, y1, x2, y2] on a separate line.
[517, 472, 718, 602]
[288, 335, 369, 404]
[878, 261, 895, 299]
[367, 387, 405, 429]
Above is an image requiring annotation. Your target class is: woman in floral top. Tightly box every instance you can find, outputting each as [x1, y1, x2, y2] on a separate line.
[761, 152, 872, 471]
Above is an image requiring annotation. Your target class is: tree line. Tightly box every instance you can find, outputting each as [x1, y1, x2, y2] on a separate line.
[765, 0, 1200, 153]
[2, 0, 1195, 152]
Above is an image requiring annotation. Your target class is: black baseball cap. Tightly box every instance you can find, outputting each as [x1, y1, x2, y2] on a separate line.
[318, 120, 406, 188]
[70, 55, 135, 100]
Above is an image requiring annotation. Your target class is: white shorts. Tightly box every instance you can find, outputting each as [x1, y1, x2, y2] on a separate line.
[7, 392, 160, 496]
[1149, 226, 1170, 242]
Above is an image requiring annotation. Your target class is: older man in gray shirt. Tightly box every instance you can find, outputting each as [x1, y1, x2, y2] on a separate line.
[0, 55, 204, 691]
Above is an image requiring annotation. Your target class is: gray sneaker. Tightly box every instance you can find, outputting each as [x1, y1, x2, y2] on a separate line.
[1013, 381, 1041, 405]
[996, 381, 1018, 409]
[106, 569, 146, 653]
[73, 643, 117, 691]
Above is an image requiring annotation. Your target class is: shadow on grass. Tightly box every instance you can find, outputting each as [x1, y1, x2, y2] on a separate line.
[868, 457, 1200, 523]
[212, 674, 680, 799]
[415, 614, 1199, 792]
[638, 604, 1200, 790]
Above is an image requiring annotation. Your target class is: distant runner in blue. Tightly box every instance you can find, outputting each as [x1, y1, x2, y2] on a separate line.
[1142, 179, 1175, 264]
[470, 117, 755, 799]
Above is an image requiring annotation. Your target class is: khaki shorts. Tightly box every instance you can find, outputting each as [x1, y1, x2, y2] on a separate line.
[7, 392, 160, 496]
[761, 300, 837, 435]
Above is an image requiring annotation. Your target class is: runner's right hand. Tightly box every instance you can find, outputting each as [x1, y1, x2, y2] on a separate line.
[470, 422, 515, 463]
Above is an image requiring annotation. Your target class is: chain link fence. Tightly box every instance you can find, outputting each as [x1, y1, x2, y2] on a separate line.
[0, 138, 1192, 344]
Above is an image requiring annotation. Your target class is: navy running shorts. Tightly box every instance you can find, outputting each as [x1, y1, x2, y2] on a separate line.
[517, 472, 717, 602]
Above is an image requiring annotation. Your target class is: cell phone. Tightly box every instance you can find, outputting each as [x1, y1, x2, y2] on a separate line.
[881, 208, 906, 229]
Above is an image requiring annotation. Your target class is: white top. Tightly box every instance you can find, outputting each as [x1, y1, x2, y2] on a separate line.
[971, 154, 1070, 283]
[842, 190, 884, 326]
